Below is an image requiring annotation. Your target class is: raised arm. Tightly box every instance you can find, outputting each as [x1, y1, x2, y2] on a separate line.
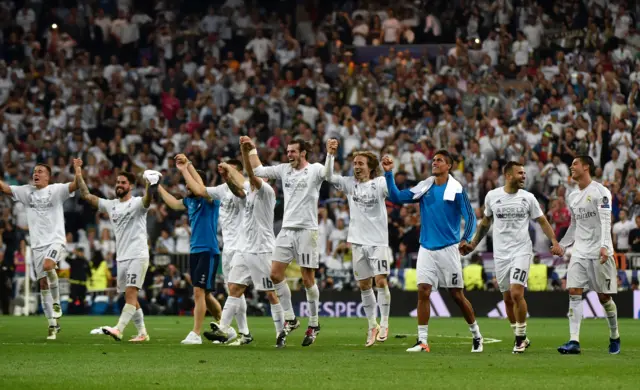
[241, 140, 263, 189]
[157, 185, 187, 211]
[177, 159, 208, 198]
[239, 136, 279, 179]
[142, 180, 153, 208]
[219, 162, 247, 197]
[175, 154, 205, 188]
[68, 169, 79, 193]
[382, 156, 416, 204]
[324, 138, 338, 181]
[74, 159, 101, 209]
[0, 179, 11, 196]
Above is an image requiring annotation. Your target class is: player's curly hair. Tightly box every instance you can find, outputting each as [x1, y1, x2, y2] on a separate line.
[353, 151, 381, 179]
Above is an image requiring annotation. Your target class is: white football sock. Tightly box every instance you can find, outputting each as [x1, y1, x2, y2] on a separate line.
[41, 289, 56, 326]
[116, 303, 136, 333]
[235, 294, 249, 334]
[510, 322, 516, 335]
[418, 325, 428, 344]
[515, 322, 527, 337]
[376, 286, 391, 327]
[469, 321, 482, 339]
[602, 299, 619, 339]
[305, 284, 320, 327]
[568, 295, 582, 342]
[361, 288, 378, 329]
[46, 270, 60, 305]
[274, 281, 295, 321]
[270, 303, 285, 335]
[132, 308, 147, 335]
[221, 296, 240, 331]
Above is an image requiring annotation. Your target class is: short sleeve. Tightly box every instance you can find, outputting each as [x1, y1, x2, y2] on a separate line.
[528, 193, 544, 219]
[206, 184, 227, 200]
[53, 183, 74, 202]
[9, 185, 29, 204]
[376, 176, 388, 198]
[483, 193, 493, 217]
[313, 163, 326, 184]
[98, 198, 110, 212]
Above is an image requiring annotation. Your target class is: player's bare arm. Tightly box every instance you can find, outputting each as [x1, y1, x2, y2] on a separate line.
[177, 159, 209, 198]
[241, 141, 263, 189]
[461, 216, 492, 255]
[142, 180, 153, 208]
[68, 165, 80, 193]
[240, 136, 262, 169]
[219, 162, 247, 197]
[0, 178, 11, 195]
[74, 159, 101, 209]
[175, 154, 205, 188]
[536, 215, 563, 256]
[157, 185, 186, 211]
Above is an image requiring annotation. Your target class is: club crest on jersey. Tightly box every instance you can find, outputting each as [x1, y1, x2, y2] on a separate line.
[601, 196, 610, 209]
[586, 195, 591, 202]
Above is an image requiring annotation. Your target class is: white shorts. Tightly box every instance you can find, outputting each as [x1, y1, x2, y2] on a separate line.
[32, 243, 66, 280]
[567, 256, 617, 295]
[417, 245, 463, 289]
[116, 258, 149, 293]
[352, 244, 390, 281]
[273, 228, 320, 269]
[228, 252, 275, 291]
[495, 254, 532, 293]
[222, 248, 236, 282]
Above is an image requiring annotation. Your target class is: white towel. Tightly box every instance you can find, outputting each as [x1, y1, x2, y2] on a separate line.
[143, 169, 163, 185]
[409, 174, 463, 201]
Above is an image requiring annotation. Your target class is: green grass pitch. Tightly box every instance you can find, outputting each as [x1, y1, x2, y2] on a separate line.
[0, 316, 637, 389]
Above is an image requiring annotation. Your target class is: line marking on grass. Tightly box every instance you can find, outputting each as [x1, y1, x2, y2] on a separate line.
[395, 334, 503, 344]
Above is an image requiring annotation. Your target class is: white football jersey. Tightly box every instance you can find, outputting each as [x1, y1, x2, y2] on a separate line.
[207, 183, 244, 252]
[330, 175, 389, 246]
[10, 183, 74, 249]
[559, 181, 613, 258]
[98, 196, 149, 261]
[484, 187, 543, 259]
[240, 182, 276, 254]
[254, 162, 325, 230]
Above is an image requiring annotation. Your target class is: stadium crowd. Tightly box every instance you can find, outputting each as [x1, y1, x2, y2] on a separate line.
[2, 0, 640, 313]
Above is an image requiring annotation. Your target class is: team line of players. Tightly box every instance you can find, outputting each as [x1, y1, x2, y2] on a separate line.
[0, 137, 620, 354]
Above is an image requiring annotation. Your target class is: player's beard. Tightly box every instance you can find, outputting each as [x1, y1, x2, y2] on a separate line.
[290, 157, 300, 169]
[116, 187, 129, 199]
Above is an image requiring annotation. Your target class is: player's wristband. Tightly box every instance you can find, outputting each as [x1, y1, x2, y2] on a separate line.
[187, 161, 192, 166]
[249, 149, 258, 156]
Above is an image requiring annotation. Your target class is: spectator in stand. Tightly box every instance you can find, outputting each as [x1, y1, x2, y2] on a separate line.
[629, 215, 640, 253]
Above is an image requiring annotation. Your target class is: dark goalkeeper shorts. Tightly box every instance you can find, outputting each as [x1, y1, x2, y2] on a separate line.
[190, 251, 220, 290]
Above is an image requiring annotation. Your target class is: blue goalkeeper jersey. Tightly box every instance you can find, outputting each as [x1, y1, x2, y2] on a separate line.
[183, 197, 221, 254]
[384, 171, 476, 250]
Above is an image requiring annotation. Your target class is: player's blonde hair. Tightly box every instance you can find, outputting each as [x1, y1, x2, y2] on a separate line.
[353, 151, 381, 179]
